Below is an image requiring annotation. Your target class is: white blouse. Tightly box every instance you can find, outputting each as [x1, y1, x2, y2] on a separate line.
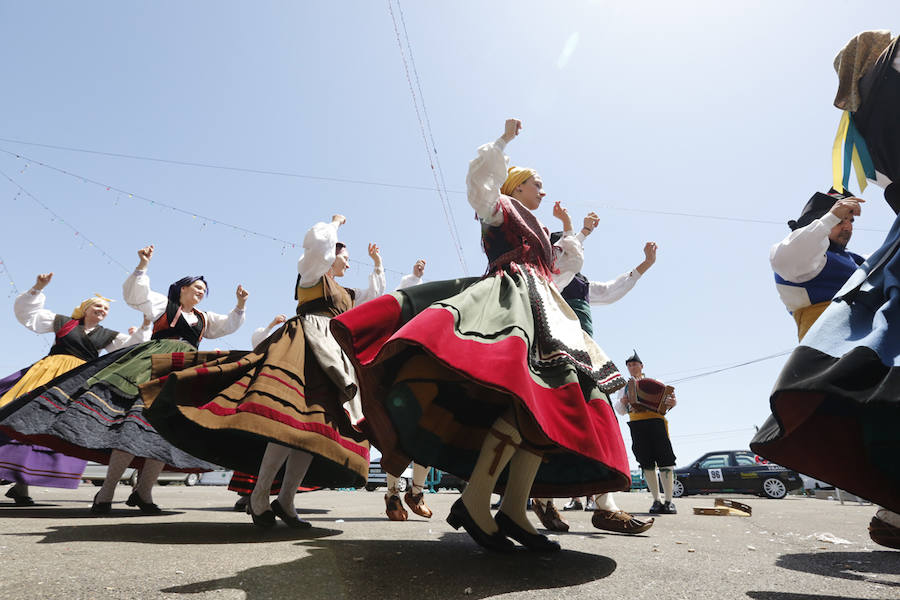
[465, 136, 584, 289]
[122, 270, 245, 340]
[14, 289, 151, 352]
[251, 324, 276, 348]
[587, 269, 643, 305]
[296, 221, 386, 304]
[395, 273, 422, 291]
[770, 212, 842, 284]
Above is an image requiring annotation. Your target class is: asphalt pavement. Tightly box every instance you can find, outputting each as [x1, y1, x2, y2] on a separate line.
[0, 485, 896, 599]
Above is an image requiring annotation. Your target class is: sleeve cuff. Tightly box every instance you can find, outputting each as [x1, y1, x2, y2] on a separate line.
[495, 136, 507, 151]
[819, 212, 841, 228]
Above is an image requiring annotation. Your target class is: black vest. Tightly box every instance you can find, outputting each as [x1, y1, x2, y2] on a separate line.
[47, 314, 119, 362]
[151, 300, 206, 348]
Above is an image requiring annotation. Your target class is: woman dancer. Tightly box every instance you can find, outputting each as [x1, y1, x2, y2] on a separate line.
[330, 119, 630, 552]
[140, 216, 384, 528]
[0, 246, 247, 513]
[0, 273, 150, 504]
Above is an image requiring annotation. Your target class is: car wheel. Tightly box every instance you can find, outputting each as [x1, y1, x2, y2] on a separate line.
[673, 479, 685, 498]
[396, 477, 409, 493]
[761, 477, 787, 499]
[456, 482, 467, 493]
[185, 473, 199, 487]
[91, 480, 103, 487]
[364, 483, 378, 492]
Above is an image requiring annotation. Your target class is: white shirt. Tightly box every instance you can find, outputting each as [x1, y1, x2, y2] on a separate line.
[295, 221, 386, 304]
[587, 269, 643, 305]
[466, 136, 584, 289]
[770, 212, 843, 286]
[396, 273, 422, 291]
[122, 270, 245, 340]
[14, 289, 151, 352]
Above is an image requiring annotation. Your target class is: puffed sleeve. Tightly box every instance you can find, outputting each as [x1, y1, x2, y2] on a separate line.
[466, 137, 509, 227]
[552, 232, 584, 289]
[251, 325, 273, 348]
[613, 385, 630, 416]
[297, 221, 339, 288]
[588, 270, 641, 305]
[395, 273, 422, 291]
[103, 322, 152, 352]
[122, 269, 169, 320]
[352, 265, 386, 305]
[770, 213, 840, 283]
[14, 289, 57, 334]
[203, 308, 246, 339]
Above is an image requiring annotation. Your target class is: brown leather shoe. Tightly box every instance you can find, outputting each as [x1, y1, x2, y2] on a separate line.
[385, 495, 408, 521]
[592, 509, 654, 534]
[532, 499, 569, 532]
[869, 516, 900, 549]
[404, 490, 433, 518]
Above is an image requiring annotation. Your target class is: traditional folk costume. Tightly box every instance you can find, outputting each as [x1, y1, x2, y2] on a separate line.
[0, 269, 243, 513]
[771, 190, 864, 340]
[751, 31, 900, 550]
[329, 136, 629, 551]
[140, 221, 383, 528]
[384, 271, 433, 522]
[614, 351, 677, 515]
[0, 291, 149, 504]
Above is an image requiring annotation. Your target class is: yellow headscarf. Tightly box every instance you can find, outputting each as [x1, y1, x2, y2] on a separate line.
[501, 166, 538, 197]
[71, 294, 114, 320]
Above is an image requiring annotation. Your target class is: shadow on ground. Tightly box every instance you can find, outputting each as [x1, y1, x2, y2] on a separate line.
[772, 550, 899, 589]
[10, 521, 341, 544]
[160, 534, 616, 599]
[747, 593, 879, 600]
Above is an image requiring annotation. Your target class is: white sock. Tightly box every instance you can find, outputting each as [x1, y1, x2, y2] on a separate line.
[594, 492, 619, 512]
[96, 450, 134, 503]
[135, 458, 165, 503]
[276, 449, 312, 512]
[411, 463, 430, 495]
[660, 468, 675, 502]
[499, 448, 542, 535]
[644, 468, 661, 502]
[251, 443, 290, 515]
[460, 416, 520, 535]
[385, 473, 401, 499]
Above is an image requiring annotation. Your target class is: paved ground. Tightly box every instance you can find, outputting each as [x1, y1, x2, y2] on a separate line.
[0, 485, 896, 599]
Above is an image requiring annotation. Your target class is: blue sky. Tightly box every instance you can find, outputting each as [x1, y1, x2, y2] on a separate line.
[0, 1, 896, 469]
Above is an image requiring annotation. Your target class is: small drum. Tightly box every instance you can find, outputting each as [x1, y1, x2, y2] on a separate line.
[628, 378, 675, 415]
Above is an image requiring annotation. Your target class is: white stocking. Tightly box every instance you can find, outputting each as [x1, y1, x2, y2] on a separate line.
[135, 458, 165, 502]
[460, 416, 520, 535]
[250, 443, 290, 515]
[96, 450, 134, 503]
[499, 448, 542, 535]
[411, 463, 430, 495]
[385, 473, 401, 499]
[593, 492, 620, 512]
[660, 468, 675, 502]
[276, 449, 312, 512]
[643, 468, 661, 502]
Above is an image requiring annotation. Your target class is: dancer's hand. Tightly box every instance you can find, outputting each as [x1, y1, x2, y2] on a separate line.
[137, 245, 154, 269]
[636, 242, 658, 275]
[412, 259, 426, 278]
[501, 119, 522, 143]
[582, 212, 599, 237]
[830, 197, 863, 220]
[553, 201, 573, 233]
[268, 314, 287, 329]
[331, 214, 346, 227]
[368, 243, 382, 268]
[235, 285, 249, 309]
[33, 272, 53, 290]
[664, 392, 677, 408]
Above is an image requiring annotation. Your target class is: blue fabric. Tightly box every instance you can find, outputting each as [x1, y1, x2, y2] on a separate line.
[773, 248, 865, 311]
[803, 213, 900, 366]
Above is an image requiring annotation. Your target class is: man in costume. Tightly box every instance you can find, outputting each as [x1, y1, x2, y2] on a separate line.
[614, 351, 677, 514]
[770, 190, 864, 340]
[533, 236, 658, 534]
[752, 30, 900, 550]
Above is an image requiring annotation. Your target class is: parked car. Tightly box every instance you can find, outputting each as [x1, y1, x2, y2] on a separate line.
[672, 450, 802, 499]
[81, 462, 201, 486]
[629, 469, 648, 491]
[364, 460, 412, 492]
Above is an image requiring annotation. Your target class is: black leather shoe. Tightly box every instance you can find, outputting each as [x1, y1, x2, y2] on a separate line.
[495, 511, 560, 552]
[125, 491, 162, 515]
[233, 496, 249, 512]
[446, 498, 513, 552]
[90, 493, 111, 515]
[249, 505, 276, 528]
[271, 499, 311, 529]
[661, 501, 677, 514]
[5, 487, 35, 506]
[649, 500, 664, 514]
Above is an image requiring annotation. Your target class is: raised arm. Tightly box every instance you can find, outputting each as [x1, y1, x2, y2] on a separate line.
[466, 119, 521, 226]
[122, 245, 169, 320]
[297, 216, 343, 288]
[14, 273, 56, 334]
[550, 202, 584, 289]
[588, 242, 656, 305]
[353, 243, 386, 304]
[251, 314, 287, 348]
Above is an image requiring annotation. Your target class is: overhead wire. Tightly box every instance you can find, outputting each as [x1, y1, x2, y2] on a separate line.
[387, 0, 468, 273]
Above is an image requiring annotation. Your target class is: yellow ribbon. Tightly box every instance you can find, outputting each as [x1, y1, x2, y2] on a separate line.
[832, 111, 850, 194]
